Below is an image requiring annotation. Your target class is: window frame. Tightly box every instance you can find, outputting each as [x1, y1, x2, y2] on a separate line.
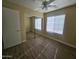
[46, 14, 65, 36]
[34, 17, 42, 31]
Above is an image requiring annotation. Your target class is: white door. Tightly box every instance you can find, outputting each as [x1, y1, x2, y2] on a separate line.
[3, 7, 21, 49]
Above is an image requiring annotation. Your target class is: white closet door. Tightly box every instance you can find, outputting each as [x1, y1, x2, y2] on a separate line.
[3, 7, 21, 49]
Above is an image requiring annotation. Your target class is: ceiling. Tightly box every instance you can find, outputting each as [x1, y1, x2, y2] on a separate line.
[7, 0, 76, 13]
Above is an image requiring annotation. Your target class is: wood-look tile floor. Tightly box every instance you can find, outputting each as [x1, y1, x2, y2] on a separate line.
[3, 33, 76, 59]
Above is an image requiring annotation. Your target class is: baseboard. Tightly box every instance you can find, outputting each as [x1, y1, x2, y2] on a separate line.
[3, 40, 27, 49]
[53, 38, 76, 48]
[36, 32, 76, 48]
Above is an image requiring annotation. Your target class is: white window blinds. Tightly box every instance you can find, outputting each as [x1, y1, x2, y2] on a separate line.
[46, 14, 65, 34]
[35, 17, 41, 30]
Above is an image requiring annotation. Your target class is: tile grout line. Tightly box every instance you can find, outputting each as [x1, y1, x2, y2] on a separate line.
[17, 38, 43, 59]
[17, 47, 33, 59]
[17, 54, 24, 59]
[35, 43, 49, 59]
[17, 44, 35, 59]
[17, 39, 43, 59]
[54, 48, 58, 59]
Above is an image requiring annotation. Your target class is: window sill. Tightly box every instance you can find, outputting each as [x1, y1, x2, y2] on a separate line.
[46, 32, 64, 39]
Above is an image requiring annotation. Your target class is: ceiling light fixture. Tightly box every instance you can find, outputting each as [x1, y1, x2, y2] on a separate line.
[41, 0, 56, 10]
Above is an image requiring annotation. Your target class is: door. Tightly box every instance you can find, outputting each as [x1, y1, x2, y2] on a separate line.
[3, 7, 21, 49]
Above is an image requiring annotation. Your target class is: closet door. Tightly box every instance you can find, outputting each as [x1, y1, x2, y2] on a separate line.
[3, 7, 21, 49]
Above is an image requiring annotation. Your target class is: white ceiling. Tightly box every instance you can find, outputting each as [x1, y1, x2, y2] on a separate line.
[8, 0, 76, 13]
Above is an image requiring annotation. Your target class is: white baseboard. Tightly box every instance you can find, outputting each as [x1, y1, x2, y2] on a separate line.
[53, 38, 76, 48]
[3, 40, 27, 49]
[36, 32, 76, 48]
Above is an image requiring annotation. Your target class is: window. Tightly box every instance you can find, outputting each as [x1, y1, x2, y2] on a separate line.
[46, 14, 65, 34]
[35, 17, 42, 30]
